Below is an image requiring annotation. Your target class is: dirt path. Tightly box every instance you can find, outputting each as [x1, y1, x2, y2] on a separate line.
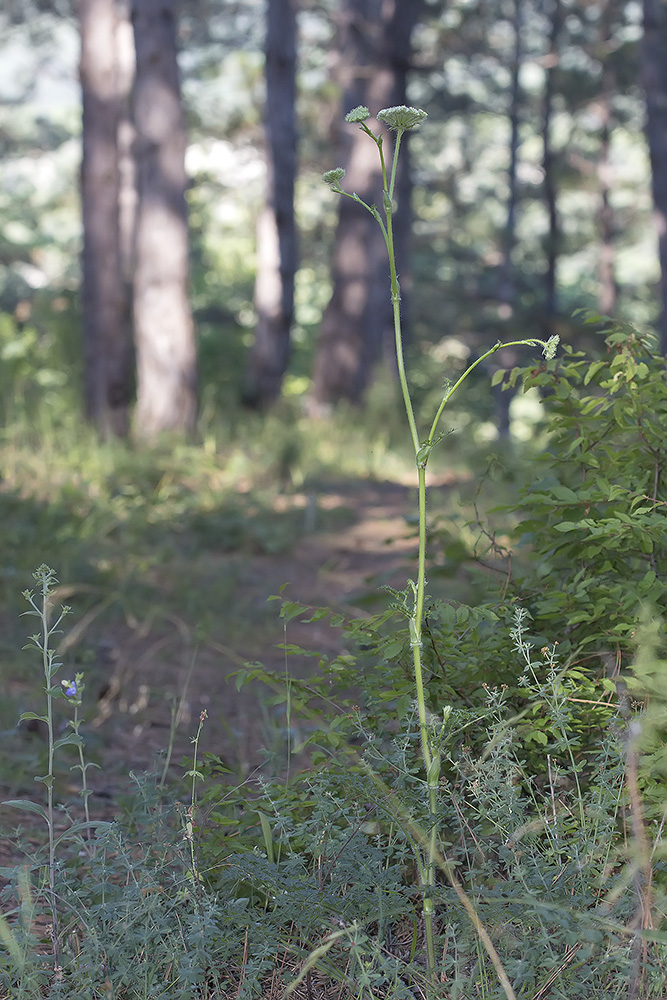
[0, 477, 428, 879]
[66, 477, 422, 796]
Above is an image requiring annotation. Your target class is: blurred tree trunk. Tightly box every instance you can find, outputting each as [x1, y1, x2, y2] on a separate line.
[116, 0, 137, 299]
[642, 0, 667, 354]
[498, 0, 522, 312]
[79, 0, 133, 437]
[244, 0, 298, 409]
[542, 0, 562, 338]
[493, 0, 523, 439]
[311, 0, 420, 408]
[597, 4, 616, 316]
[132, 0, 197, 438]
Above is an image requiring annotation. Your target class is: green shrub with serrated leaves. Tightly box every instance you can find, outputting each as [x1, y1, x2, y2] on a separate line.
[503, 317, 667, 675]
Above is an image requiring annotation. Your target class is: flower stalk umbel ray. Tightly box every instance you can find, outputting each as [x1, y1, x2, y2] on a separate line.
[324, 105, 558, 988]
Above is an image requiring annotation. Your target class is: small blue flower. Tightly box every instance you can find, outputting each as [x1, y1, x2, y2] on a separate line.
[62, 679, 77, 698]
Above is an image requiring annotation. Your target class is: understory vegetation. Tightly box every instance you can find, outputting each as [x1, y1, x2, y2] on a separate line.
[2, 109, 667, 999]
[1, 319, 667, 999]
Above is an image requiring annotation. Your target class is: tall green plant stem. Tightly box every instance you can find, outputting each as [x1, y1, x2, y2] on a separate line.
[326, 107, 557, 984]
[25, 568, 69, 973]
[40, 579, 58, 961]
[382, 130, 420, 456]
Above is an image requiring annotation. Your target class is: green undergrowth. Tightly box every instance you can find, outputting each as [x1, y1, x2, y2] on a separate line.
[0, 380, 440, 609]
[2, 105, 667, 996]
[0, 399, 401, 638]
[2, 336, 667, 994]
[0, 365, 530, 803]
[1, 577, 666, 999]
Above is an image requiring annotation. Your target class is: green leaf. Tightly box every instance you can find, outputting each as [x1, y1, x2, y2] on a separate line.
[70, 760, 101, 775]
[580, 396, 606, 416]
[53, 733, 83, 752]
[567, 612, 593, 624]
[2, 799, 48, 823]
[300, 608, 330, 623]
[563, 436, 585, 455]
[18, 711, 48, 724]
[275, 643, 321, 658]
[257, 811, 274, 864]
[583, 361, 606, 385]
[639, 535, 655, 555]
[550, 485, 580, 503]
[280, 601, 308, 623]
[53, 820, 112, 849]
[0, 864, 39, 878]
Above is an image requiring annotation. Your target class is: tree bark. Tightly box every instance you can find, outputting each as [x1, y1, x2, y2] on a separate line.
[116, 0, 137, 293]
[493, 0, 523, 438]
[132, 0, 197, 438]
[597, 3, 617, 316]
[498, 0, 523, 311]
[642, 0, 667, 354]
[245, 0, 298, 409]
[79, 0, 133, 438]
[542, 0, 562, 338]
[311, 0, 420, 408]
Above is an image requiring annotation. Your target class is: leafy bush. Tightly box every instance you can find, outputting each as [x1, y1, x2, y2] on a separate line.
[502, 318, 667, 676]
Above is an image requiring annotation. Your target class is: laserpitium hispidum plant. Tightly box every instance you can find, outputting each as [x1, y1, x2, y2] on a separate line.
[324, 105, 559, 991]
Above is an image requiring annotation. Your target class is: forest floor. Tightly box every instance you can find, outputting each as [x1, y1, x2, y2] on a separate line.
[1, 472, 466, 997]
[1, 475, 444, 833]
[82, 476, 422, 791]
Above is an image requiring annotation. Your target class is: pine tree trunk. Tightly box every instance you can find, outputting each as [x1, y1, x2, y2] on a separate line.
[311, 0, 420, 408]
[79, 0, 132, 437]
[116, 0, 137, 296]
[493, 0, 523, 438]
[132, 0, 197, 438]
[542, 0, 562, 338]
[245, 0, 298, 409]
[498, 0, 523, 310]
[642, 0, 667, 354]
[598, 4, 616, 316]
